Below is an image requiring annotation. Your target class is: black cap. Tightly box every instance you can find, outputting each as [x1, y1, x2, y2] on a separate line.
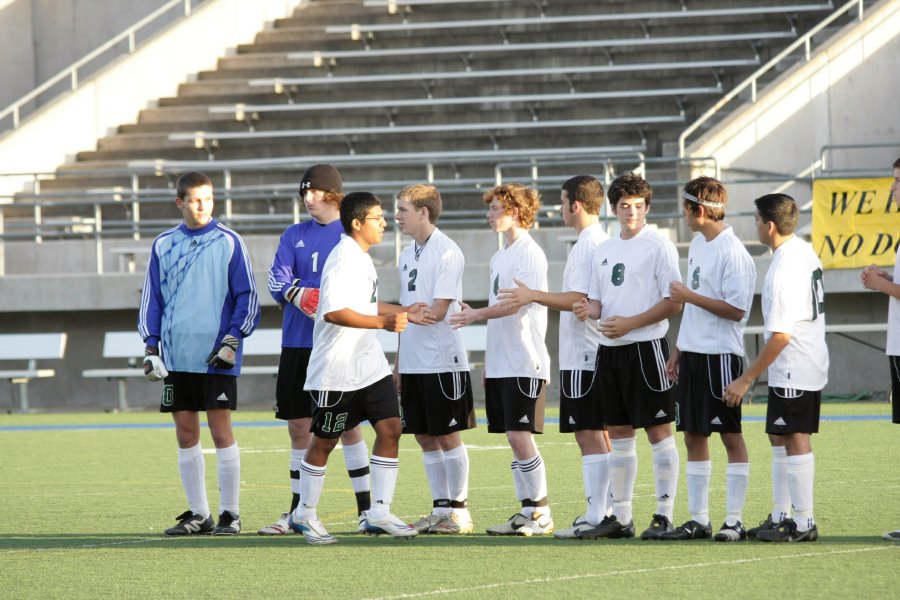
[299, 164, 342, 195]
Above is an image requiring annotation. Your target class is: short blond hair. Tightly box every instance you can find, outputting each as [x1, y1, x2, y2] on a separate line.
[397, 183, 442, 223]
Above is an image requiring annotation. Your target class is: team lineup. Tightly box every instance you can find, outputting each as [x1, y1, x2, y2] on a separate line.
[138, 158, 900, 544]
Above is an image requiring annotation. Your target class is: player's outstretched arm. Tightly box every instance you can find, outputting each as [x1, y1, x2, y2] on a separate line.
[379, 301, 434, 325]
[449, 299, 520, 329]
[600, 297, 681, 339]
[325, 307, 407, 333]
[572, 298, 600, 321]
[723, 332, 790, 407]
[498, 277, 585, 312]
[669, 280, 745, 322]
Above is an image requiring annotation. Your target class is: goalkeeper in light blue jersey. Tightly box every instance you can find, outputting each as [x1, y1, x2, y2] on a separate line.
[138, 171, 260, 537]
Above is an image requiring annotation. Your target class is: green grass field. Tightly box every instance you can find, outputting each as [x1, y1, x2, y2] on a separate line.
[1, 402, 897, 599]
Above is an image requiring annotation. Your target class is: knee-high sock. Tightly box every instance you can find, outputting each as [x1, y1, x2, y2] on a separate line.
[341, 439, 371, 513]
[422, 449, 450, 515]
[289, 448, 305, 513]
[787, 453, 815, 531]
[178, 443, 209, 518]
[686, 460, 711, 526]
[771, 446, 791, 521]
[510, 460, 525, 503]
[369, 455, 399, 519]
[582, 453, 609, 525]
[725, 462, 750, 526]
[216, 443, 240, 515]
[444, 445, 470, 512]
[609, 437, 637, 524]
[518, 453, 549, 517]
[293, 460, 325, 521]
[651, 436, 679, 522]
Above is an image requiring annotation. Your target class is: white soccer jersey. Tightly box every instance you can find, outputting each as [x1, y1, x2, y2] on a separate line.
[588, 225, 682, 346]
[397, 228, 469, 373]
[762, 235, 829, 390]
[676, 226, 756, 356]
[559, 223, 609, 370]
[304, 235, 391, 391]
[887, 250, 900, 357]
[485, 231, 551, 380]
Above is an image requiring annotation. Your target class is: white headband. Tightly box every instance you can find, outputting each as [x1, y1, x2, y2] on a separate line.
[683, 190, 725, 209]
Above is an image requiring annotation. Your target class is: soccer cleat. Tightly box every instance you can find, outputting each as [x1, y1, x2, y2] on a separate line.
[756, 518, 818, 542]
[577, 514, 636, 540]
[412, 513, 445, 534]
[287, 514, 338, 545]
[486, 513, 534, 536]
[658, 519, 712, 540]
[882, 530, 900, 541]
[553, 515, 592, 539]
[164, 510, 213, 536]
[257, 512, 294, 535]
[357, 511, 369, 533]
[714, 521, 747, 542]
[747, 514, 779, 539]
[640, 514, 675, 540]
[365, 513, 418, 538]
[529, 513, 555, 536]
[430, 512, 474, 534]
[212, 510, 241, 535]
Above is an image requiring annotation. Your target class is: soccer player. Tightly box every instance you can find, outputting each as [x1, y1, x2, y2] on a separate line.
[659, 176, 756, 542]
[260, 164, 372, 536]
[450, 183, 554, 537]
[394, 183, 477, 535]
[288, 192, 429, 544]
[859, 156, 900, 542]
[139, 171, 261, 536]
[496, 175, 611, 538]
[724, 193, 828, 543]
[572, 171, 683, 540]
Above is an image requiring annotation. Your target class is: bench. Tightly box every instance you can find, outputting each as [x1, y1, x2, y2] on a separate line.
[0, 333, 67, 411]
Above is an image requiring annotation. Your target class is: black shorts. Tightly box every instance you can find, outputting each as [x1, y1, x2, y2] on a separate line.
[275, 347, 314, 421]
[308, 376, 400, 439]
[890, 355, 900, 424]
[765, 387, 821, 434]
[596, 339, 675, 430]
[400, 371, 476, 436]
[559, 369, 604, 433]
[674, 352, 743, 435]
[484, 377, 546, 434]
[160, 372, 238, 413]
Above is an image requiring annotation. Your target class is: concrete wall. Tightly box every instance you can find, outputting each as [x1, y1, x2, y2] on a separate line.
[687, 0, 900, 240]
[0, 0, 172, 108]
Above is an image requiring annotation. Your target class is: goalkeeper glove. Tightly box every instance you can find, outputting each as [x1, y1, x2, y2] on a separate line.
[283, 280, 319, 319]
[143, 346, 168, 382]
[207, 334, 239, 369]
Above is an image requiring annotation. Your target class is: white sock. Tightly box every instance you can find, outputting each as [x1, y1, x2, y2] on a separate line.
[341, 439, 371, 514]
[609, 437, 637, 524]
[518, 454, 549, 517]
[444, 445, 470, 508]
[787, 453, 815, 531]
[510, 460, 525, 503]
[422, 449, 449, 514]
[686, 460, 711, 526]
[289, 448, 305, 511]
[725, 462, 750, 526]
[294, 460, 325, 521]
[582, 453, 609, 525]
[215, 443, 240, 516]
[369, 455, 399, 518]
[651, 436, 679, 522]
[771, 446, 791, 521]
[177, 443, 209, 518]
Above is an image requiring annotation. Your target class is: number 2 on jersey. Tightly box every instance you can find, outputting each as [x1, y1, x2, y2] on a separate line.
[407, 268, 418, 292]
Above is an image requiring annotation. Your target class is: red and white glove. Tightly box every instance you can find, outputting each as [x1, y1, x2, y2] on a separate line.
[284, 280, 319, 320]
[143, 346, 168, 382]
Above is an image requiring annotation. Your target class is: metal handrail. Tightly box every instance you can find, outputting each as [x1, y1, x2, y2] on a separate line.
[0, 0, 197, 132]
[678, 0, 865, 157]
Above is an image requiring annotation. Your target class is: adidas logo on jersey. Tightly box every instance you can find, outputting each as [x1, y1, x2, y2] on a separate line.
[519, 415, 530, 424]
[710, 416, 723, 425]
[774, 417, 787, 426]
[295, 240, 305, 248]
[448, 418, 458, 427]
[655, 410, 667, 418]
[402, 264, 408, 272]
[217, 393, 229, 402]
[190, 239, 198, 247]
[600, 258, 608, 266]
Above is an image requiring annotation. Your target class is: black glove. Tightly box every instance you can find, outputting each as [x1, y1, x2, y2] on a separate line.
[206, 334, 239, 369]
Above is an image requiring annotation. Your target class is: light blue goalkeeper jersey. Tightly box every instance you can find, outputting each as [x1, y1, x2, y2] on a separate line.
[138, 219, 260, 375]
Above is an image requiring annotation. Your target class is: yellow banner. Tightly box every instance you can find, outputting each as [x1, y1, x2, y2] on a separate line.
[812, 177, 899, 269]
